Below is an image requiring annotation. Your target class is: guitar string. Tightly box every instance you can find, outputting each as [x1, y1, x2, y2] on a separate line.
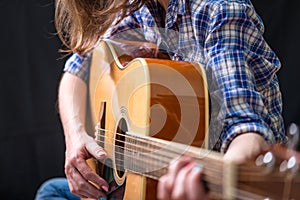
[95, 134, 277, 177]
[94, 128, 300, 189]
[95, 127, 210, 162]
[94, 137, 280, 200]
[95, 127, 228, 162]
[95, 137, 280, 187]
[93, 131, 296, 198]
[94, 130, 225, 183]
[95, 130, 300, 178]
[98, 128, 300, 174]
[95, 127, 199, 153]
[95, 138, 224, 178]
[94, 128, 271, 174]
[95, 128, 222, 167]
[95, 135, 221, 170]
[94, 133, 272, 180]
[95, 140, 223, 179]
[94, 149, 223, 192]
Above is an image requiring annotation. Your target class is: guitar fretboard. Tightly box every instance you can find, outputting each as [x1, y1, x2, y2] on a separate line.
[95, 128, 230, 198]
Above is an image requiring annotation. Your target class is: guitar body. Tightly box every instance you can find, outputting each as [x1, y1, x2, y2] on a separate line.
[86, 40, 209, 200]
[84, 40, 300, 200]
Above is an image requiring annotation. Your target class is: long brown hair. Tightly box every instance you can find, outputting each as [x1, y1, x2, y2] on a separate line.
[55, 0, 145, 54]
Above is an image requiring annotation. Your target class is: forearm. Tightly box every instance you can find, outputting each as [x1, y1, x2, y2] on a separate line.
[58, 72, 88, 142]
[58, 72, 108, 198]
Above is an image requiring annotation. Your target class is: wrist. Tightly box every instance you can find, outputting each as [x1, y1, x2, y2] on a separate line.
[224, 133, 268, 164]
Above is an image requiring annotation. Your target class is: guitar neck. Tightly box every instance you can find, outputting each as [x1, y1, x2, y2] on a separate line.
[121, 132, 236, 199]
[114, 132, 300, 199]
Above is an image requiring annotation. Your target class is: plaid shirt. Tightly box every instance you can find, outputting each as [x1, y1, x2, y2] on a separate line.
[64, 0, 286, 152]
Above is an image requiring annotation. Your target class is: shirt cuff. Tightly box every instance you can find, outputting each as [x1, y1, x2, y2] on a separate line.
[64, 53, 91, 82]
[220, 122, 276, 153]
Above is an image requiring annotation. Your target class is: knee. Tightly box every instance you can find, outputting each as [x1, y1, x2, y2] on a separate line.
[35, 177, 69, 200]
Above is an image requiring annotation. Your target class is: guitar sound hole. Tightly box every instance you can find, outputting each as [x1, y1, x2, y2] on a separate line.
[115, 118, 127, 178]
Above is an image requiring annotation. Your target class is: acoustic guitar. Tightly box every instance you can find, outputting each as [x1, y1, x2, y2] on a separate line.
[85, 39, 300, 200]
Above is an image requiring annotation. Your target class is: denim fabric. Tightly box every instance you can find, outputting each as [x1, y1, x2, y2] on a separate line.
[35, 178, 80, 200]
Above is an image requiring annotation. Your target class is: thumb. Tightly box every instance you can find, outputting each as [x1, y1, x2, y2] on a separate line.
[85, 139, 107, 160]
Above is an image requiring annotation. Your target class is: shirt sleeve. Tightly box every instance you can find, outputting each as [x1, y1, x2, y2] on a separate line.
[63, 53, 91, 82]
[204, 1, 286, 152]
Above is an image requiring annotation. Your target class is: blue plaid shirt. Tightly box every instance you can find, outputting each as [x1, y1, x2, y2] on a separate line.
[64, 0, 286, 152]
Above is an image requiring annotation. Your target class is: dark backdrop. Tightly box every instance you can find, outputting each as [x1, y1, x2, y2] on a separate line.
[0, 1, 65, 199]
[252, 0, 300, 127]
[0, 0, 299, 199]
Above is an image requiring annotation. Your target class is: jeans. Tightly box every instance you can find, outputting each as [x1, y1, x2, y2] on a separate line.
[35, 178, 80, 200]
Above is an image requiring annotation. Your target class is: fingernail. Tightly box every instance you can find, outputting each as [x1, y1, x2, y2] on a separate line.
[101, 185, 109, 192]
[192, 164, 203, 173]
[97, 151, 106, 158]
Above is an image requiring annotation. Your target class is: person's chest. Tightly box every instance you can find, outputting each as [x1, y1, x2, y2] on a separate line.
[137, 0, 206, 64]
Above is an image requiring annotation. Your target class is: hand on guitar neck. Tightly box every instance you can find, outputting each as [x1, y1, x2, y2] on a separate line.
[157, 156, 209, 200]
[157, 133, 268, 200]
[157, 130, 300, 200]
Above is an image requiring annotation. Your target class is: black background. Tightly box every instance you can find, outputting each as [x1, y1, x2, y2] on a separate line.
[0, 1, 65, 199]
[0, 0, 299, 199]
